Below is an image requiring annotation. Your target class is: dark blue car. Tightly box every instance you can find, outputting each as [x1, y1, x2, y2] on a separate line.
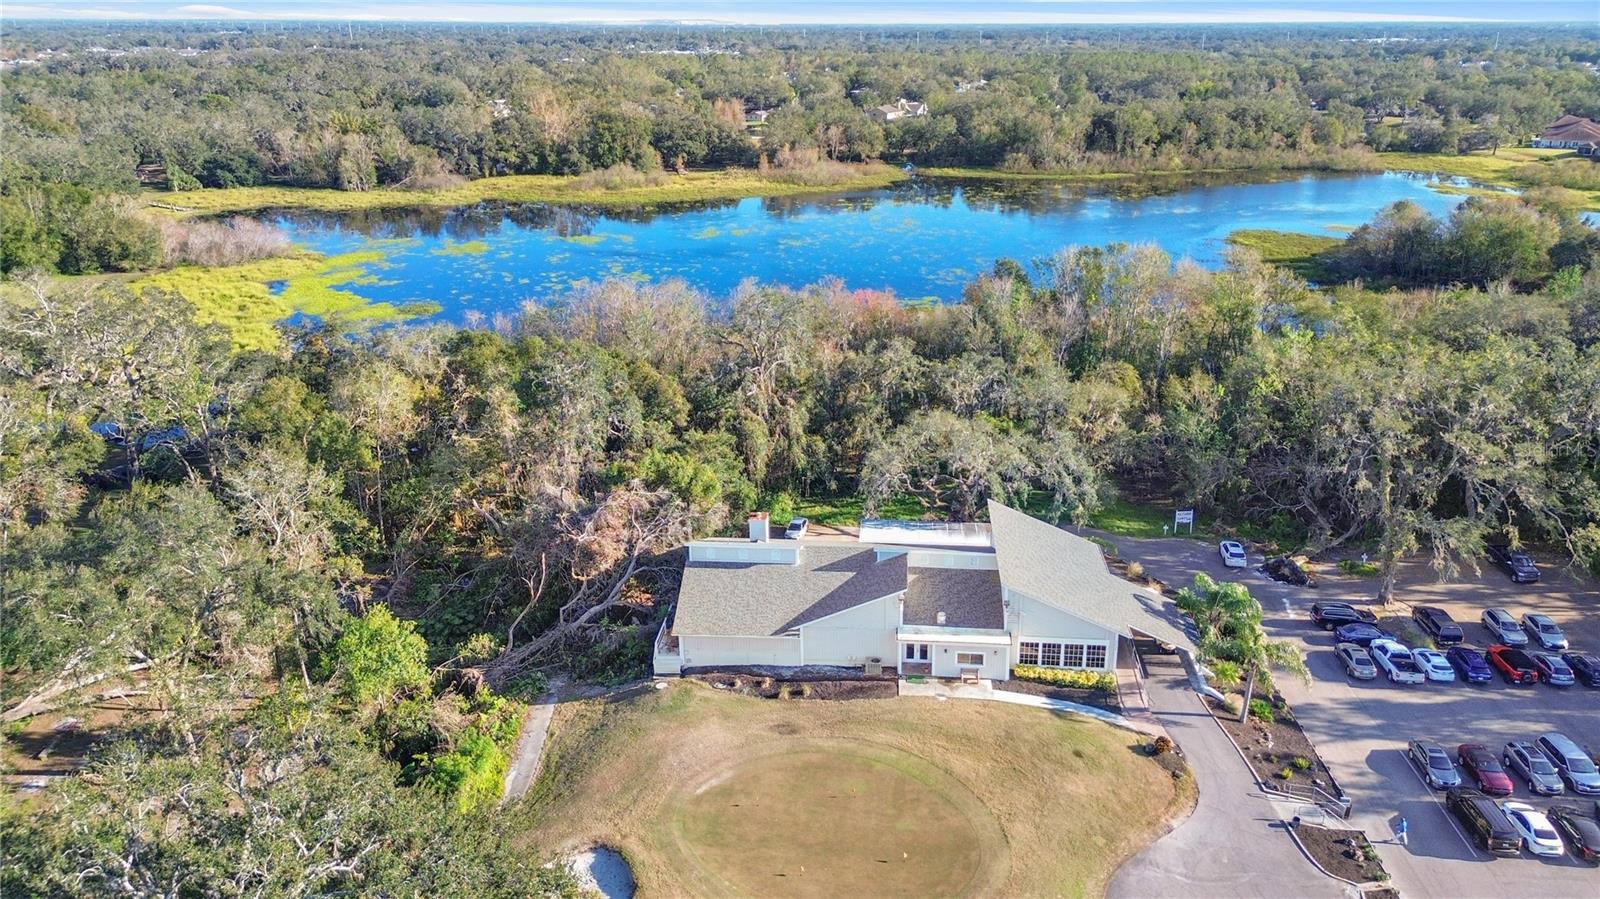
[1447, 647, 1494, 684]
[1563, 653, 1600, 688]
[1334, 622, 1393, 646]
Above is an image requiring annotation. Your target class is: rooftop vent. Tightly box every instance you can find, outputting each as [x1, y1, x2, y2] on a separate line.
[936, 610, 947, 626]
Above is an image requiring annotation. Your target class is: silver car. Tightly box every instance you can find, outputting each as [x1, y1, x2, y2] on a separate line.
[1503, 741, 1565, 796]
[1482, 608, 1528, 646]
[1336, 642, 1377, 680]
[1409, 740, 1462, 790]
[1521, 613, 1568, 651]
[1538, 733, 1600, 795]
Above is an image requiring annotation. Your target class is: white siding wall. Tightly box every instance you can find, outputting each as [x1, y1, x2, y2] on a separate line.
[678, 634, 802, 668]
[926, 642, 1011, 680]
[1006, 588, 1120, 671]
[687, 542, 799, 565]
[905, 549, 998, 570]
[799, 594, 900, 666]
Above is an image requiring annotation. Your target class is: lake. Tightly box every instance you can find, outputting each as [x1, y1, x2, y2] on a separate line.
[265, 171, 1469, 322]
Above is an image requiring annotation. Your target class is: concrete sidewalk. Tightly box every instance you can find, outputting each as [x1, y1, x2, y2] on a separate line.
[501, 677, 564, 804]
[899, 676, 1167, 738]
[1107, 665, 1342, 899]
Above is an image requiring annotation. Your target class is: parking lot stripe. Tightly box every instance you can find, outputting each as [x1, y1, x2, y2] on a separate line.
[1400, 755, 1484, 859]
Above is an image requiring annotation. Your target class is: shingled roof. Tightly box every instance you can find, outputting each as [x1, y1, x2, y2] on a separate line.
[987, 500, 1194, 651]
[674, 544, 907, 637]
[902, 567, 1005, 629]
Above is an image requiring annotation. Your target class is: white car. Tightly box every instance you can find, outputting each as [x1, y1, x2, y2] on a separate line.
[1219, 540, 1247, 568]
[1500, 801, 1565, 857]
[1411, 648, 1456, 683]
[1370, 639, 1427, 685]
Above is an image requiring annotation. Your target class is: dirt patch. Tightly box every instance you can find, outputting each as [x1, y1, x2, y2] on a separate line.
[1292, 823, 1391, 886]
[994, 679, 1121, 712]
[1213, 692, 1341, 797]
[691, 673, 897, 701]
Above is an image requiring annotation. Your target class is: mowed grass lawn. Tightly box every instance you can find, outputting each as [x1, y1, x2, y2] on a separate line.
[520, 682, 1190, 898]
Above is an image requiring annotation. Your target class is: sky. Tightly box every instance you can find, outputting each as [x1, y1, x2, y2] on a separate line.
[4, 1, 1597, 25]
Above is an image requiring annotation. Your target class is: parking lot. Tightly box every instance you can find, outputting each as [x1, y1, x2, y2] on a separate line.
[1094, 532, 1600, 898]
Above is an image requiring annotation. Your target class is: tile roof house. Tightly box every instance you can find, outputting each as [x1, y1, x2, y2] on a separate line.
[1533, 114, 1600, 156]
[653, 501, 1194, 680]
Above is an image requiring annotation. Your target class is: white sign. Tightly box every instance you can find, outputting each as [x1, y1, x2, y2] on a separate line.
[1174, 509, 1195, 533]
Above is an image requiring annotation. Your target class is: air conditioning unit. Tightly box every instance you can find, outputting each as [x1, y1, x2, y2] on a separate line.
[865, 658, 883, 676]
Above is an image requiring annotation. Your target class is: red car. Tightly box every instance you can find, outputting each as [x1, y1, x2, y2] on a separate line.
[1487, 645, 1541, 684]
[1458, 743, 1515, 796]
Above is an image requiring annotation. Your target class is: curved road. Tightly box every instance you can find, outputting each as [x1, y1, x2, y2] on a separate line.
[1107, 657, 1344, 899]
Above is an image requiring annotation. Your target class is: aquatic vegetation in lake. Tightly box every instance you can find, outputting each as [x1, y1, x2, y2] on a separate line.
[433, 240, 491, 256]
[133, 249, 428, 351]
[692, 226, 722, 239]
[558, 234, 606, 246]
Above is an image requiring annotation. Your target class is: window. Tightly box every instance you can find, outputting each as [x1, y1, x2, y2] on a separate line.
[904, 643, 917, 661]
[904, 643, 930, 662]
[1061, 643, 1086, 668]
[1018, 640, 1109, 671]
[956, 652, 985, 666]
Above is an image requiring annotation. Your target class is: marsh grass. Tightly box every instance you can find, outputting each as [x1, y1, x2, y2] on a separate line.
[1226, 229, 1341, 281]
[151, 165, 908, 217]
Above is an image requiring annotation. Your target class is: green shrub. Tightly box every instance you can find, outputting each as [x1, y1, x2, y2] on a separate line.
[421, 730, 509, 813]
[326, 605, 430, 704]
[1276, 767, 1294, 780]
[1012, 665, 1116, 692]
[1292, 756, 1311, 771]
[1248, 698, 1276, 723]
[766, 491, 796, 527]
[1208, 660, 1243, 691]
[1338, 559, 1381, 576]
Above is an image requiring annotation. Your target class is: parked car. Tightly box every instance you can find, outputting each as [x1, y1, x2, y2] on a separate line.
[1487, 645, 1541, 684]
[1500, 801, 1565, 857]
[1547, 805, 1600, 865]
[1333, 622, 1393, 647]
[1373, 640, 1427, 685]
[1521, 613, 1568, 651]
[1312, 602, 1377, 630]
[1504, 741, 1567, 796]
[1482, 608, 1528, 646]
[1336, 642, 1378, 680]
[1218, 540, 1247, 568]
[1411, 648, 1456, 683]
[1446, 646, 1494, 684]
[1487, 543, 1541, 583]
[1533, 653, 1576, 687]
[1446, 788, 1522, 856]
[1412, 606, 1464, 646]
[1563, 652, 1600, 688]
[783, 517, 809, 539]
[1537, 733, 1600, 795]
[1262, 555, 1316, 587]
[1410, 740, 1462, 789]
[1458, 744, 1515, 796]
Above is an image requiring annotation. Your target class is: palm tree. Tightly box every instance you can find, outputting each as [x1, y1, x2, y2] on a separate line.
[1175, 574, 1308, 724]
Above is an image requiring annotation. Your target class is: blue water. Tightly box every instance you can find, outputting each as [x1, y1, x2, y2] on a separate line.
[267, 171, 1469, 321]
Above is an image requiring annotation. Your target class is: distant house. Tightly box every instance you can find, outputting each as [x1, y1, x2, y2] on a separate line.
[1533, 114, 1600, 156]
[744, 108, 772, 126]
[652, 501, 1195, 681]
[488, 99, 512, 121]
[955, 78, 988, 93]
[871, 97, 929, 123]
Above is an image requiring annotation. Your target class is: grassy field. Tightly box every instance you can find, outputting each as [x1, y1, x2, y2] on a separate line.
[1378, 147, 1600, 210]
[521, 682, 1189, 898]
[148, 166, 908, 217]
[1225, 229, 1341, 280]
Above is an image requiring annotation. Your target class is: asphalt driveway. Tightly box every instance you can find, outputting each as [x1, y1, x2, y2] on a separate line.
[1092, 529, 1600, 899]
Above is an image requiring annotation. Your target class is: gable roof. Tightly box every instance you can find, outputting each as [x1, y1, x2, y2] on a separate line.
[986, 500, 1194, 651]
[674, 544, 907, 637]
[1541, 117, 1600, 142]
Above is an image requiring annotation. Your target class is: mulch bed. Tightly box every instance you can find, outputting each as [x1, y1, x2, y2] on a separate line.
[691, 673, 898, 701]
[1293, 823, 1391, 885]
[1212, 692, 1340, 797]
[995, 678, 1122, 712]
